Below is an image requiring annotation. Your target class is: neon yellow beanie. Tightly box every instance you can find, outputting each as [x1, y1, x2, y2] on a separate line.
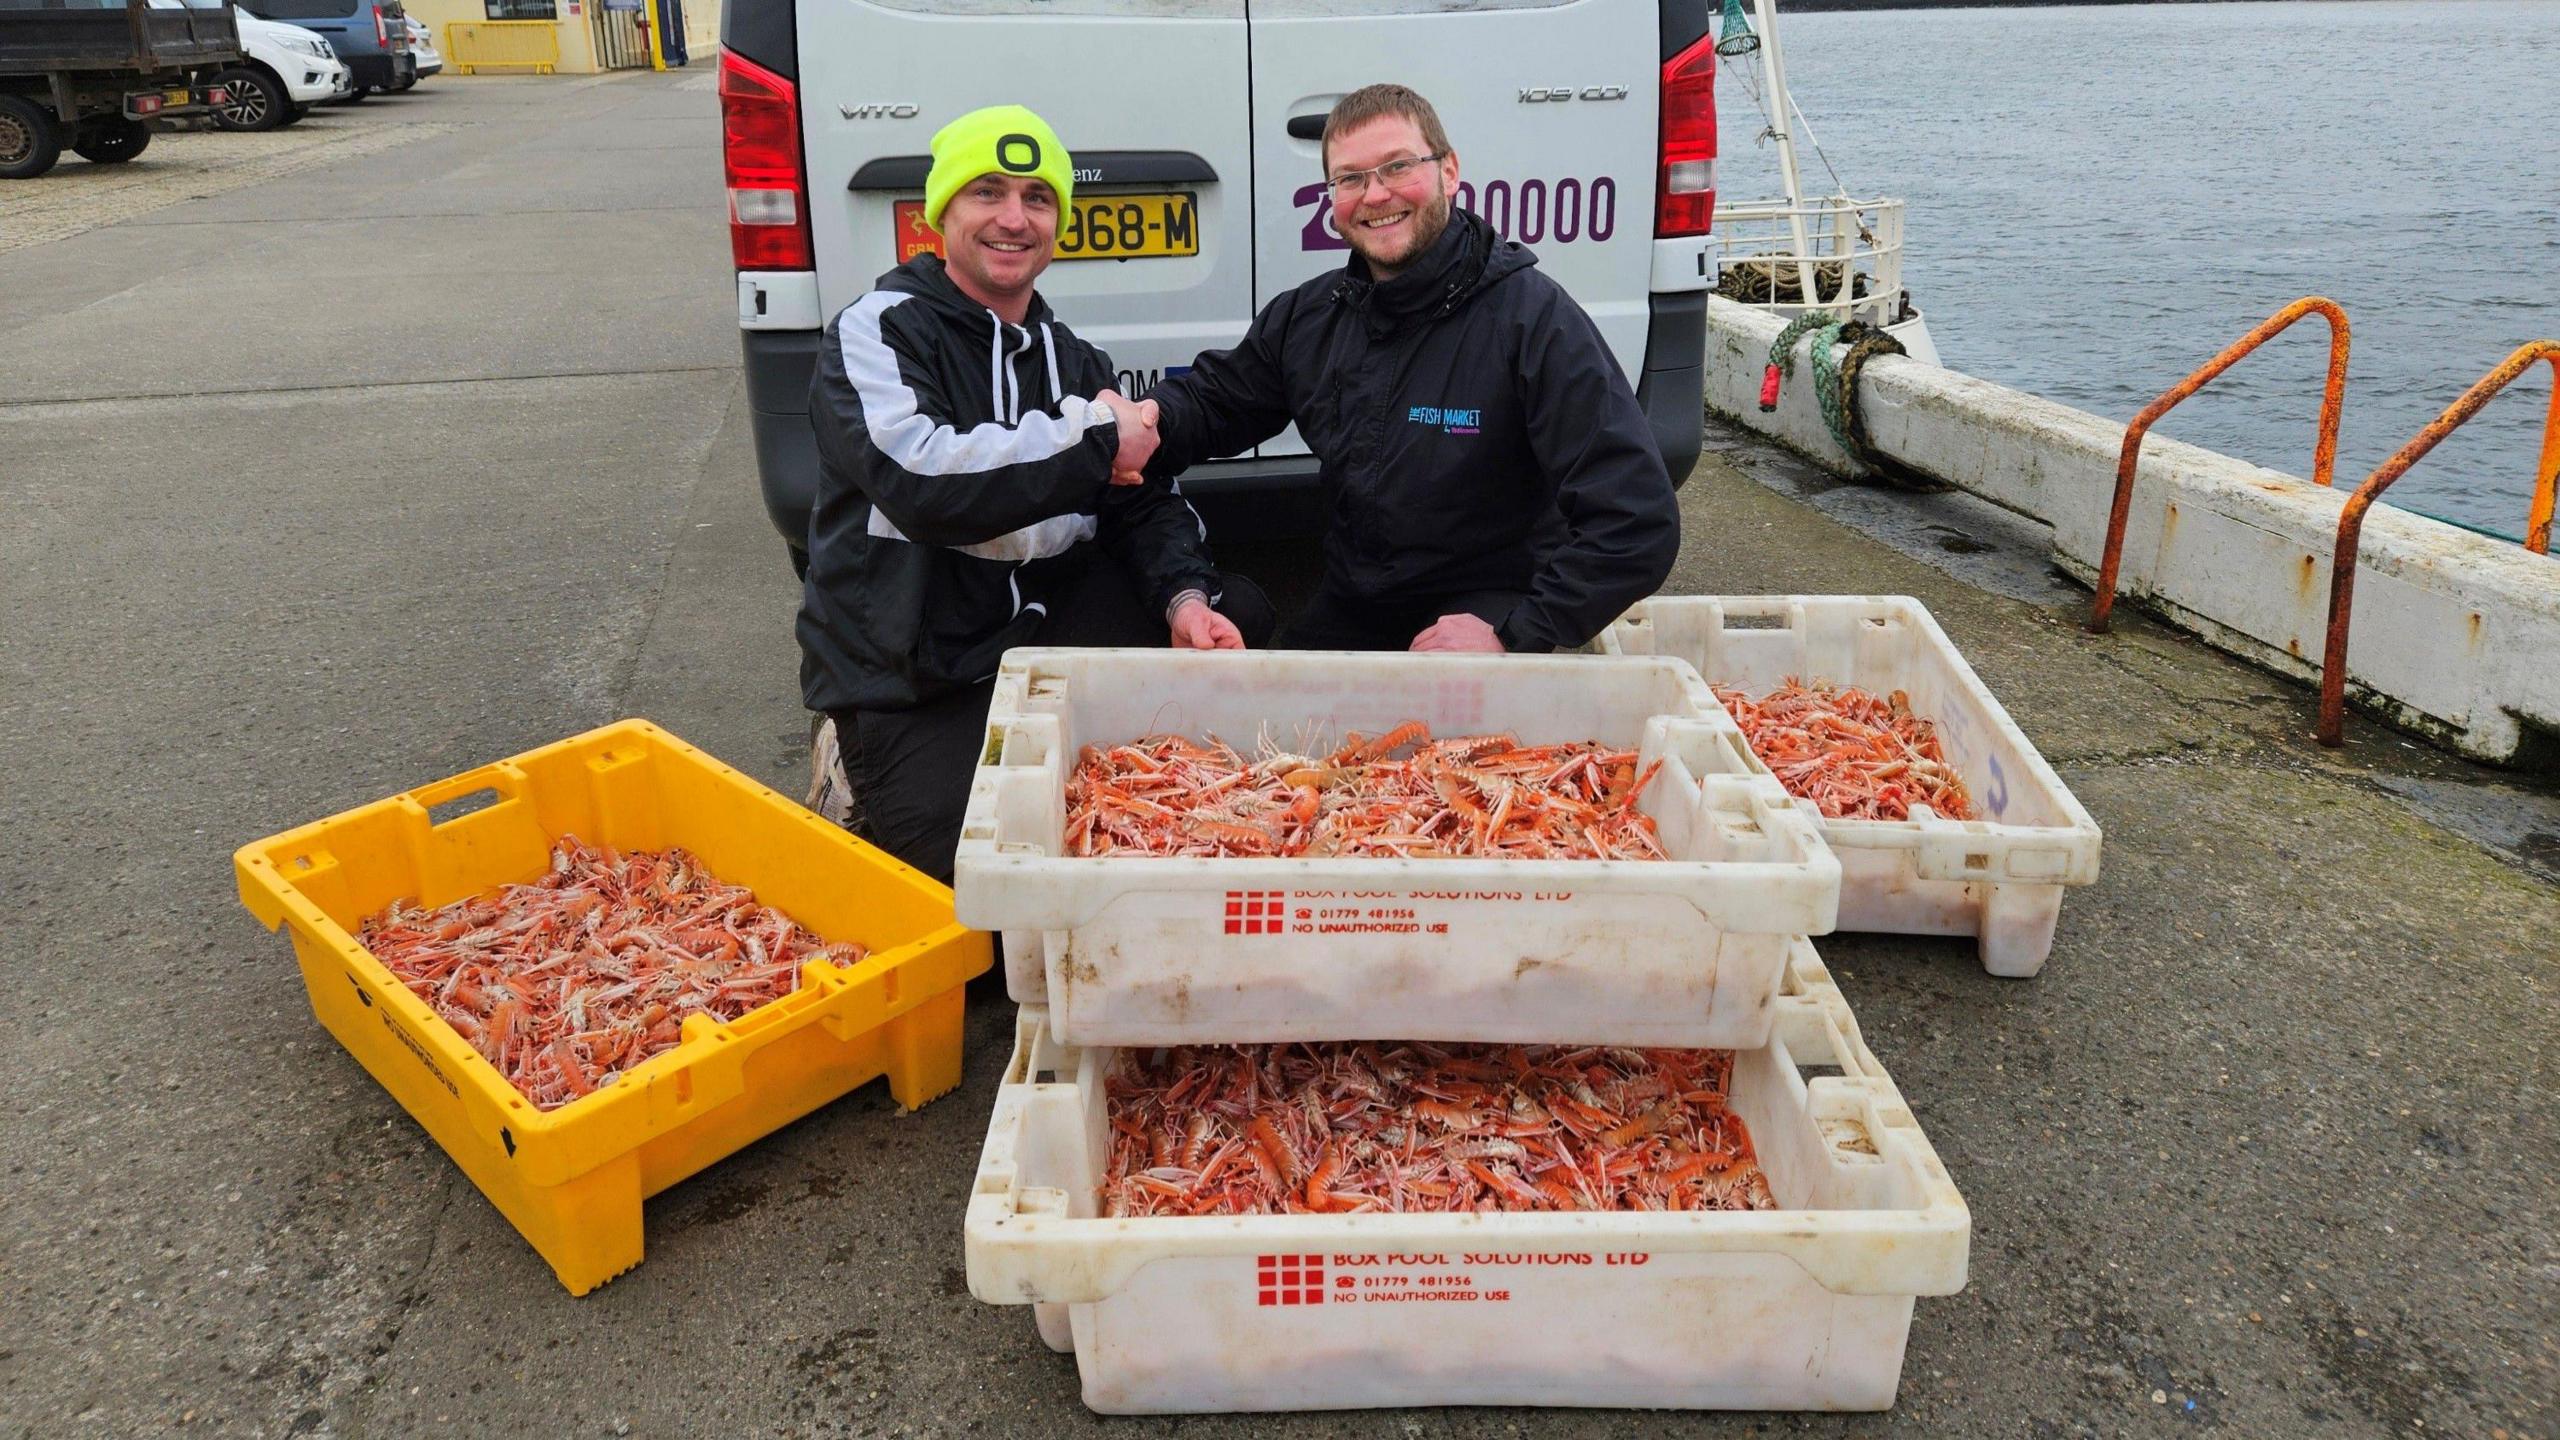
[924, 105, 1074, 230]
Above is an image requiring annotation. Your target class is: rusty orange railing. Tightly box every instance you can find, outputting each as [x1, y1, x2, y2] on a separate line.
[2317, 340, 2560, 747]
[2088, 297, 2351, 633]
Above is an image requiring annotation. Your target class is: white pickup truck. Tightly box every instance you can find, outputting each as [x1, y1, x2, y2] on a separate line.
[719, 0, 1719, 567]
[211, 10, 350, 130]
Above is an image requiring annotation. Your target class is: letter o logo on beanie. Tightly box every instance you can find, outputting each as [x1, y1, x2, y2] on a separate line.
[996, 133, 1043, 174]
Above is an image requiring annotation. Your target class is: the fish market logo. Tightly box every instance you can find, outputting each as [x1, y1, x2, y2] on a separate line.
[1407, 405, 1482, 436]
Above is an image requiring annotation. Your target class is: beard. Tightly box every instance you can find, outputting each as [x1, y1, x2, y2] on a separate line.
[1349, 182, 1456, 276]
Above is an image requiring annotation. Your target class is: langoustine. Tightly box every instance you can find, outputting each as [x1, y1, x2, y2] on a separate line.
[360, 836, 865, 1110]
[1064, 723, 1667, 860]
[1101, 1041, 1778, 1217]
[1715, 679, 1975, 822]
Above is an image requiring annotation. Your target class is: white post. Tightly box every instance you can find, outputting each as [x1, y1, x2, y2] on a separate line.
[1751, 0, 1826, 311]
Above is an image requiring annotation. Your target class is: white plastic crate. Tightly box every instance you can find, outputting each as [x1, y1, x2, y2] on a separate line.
[964, 945, 1970, 1414]
[953, 649, 1838, 1048]
[1603, 596, 2102, 977]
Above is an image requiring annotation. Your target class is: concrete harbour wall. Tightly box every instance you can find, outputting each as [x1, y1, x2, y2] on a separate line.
[1702, 298, 2560, 764]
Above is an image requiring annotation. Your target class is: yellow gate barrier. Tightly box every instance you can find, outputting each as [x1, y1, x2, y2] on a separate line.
[447, 20, 560, 74]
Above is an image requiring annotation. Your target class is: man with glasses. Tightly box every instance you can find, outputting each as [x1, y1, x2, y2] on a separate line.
[1128, 83, 1680, 652]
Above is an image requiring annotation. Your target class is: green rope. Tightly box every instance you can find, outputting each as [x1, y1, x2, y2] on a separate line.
[1765, 312, 1839, 421]
[1765, 312, 1908, 475]
[1715, 0, 1759, 56]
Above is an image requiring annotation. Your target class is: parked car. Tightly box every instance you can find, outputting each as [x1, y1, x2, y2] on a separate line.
[237, 0, 410, 100]
[394, 16, 438, 87]
[717, 0, 1719, 566]
[1, 0, 239, 178]
[211, 11, 349, 130]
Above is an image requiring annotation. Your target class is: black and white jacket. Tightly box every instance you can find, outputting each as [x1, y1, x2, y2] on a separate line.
[797, 256, 1217, 713]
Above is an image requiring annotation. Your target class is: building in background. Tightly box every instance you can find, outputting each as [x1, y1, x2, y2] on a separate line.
[409, 0, 714, 75]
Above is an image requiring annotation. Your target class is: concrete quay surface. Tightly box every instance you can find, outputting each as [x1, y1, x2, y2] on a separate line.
[2, 71, 2552, 1440]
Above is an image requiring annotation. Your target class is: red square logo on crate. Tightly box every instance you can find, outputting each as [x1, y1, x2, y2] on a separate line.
[1256, 1253, 1325, 1306]
[1224, 891, 1285, 936]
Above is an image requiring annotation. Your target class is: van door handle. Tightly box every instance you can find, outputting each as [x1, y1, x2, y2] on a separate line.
[849, 149, 1217, 191]
[1285, 115, 1324, 140]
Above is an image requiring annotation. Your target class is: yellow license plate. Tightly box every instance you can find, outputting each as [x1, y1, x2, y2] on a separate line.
[166, 87, 192, 105]
[1054, 191, 1199, 261]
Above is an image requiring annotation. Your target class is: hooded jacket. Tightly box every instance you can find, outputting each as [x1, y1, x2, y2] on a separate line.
[798, 256, 1218, 712]
[1143, 208, 1679, 652]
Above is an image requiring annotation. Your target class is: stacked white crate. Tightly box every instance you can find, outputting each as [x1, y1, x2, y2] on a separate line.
[950, 648, 1972, 1413]
[956, 648, 1833, 1048]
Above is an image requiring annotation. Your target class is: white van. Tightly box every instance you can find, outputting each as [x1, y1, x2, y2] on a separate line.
[720, 0, 1719, 565]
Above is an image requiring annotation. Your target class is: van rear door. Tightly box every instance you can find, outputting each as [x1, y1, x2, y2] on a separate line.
[796, 0, 1253, 399]
[1248, 0, 1660, 456]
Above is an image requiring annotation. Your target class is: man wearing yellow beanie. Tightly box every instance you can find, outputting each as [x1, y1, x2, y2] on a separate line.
[922, 104, 1077, 235]
[798, 103, 1273, 881]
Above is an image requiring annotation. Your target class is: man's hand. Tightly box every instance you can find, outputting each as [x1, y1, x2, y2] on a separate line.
[1410, 613, 1504, 653]
[1096, 389, 1159, 484]
[1169, 594, 1245, 650]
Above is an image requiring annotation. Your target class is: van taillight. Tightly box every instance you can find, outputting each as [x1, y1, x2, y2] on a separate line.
[720, 48, 814, 271]
[372, 6, 388, 45]
[1655, 31, 1717, 237]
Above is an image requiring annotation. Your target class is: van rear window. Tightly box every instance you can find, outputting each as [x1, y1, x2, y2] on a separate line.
[249, 0, 358, 17]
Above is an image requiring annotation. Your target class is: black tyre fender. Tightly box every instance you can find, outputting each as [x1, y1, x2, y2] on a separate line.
[338, 86, 372, 103]
[211, 65, 288, 132]
[277, 102, 311, 128]
[71, 114, 150, 165]
[0, 92, 64, 180]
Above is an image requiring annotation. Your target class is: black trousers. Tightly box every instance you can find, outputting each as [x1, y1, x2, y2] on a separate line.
[1275, 583, 1530, 652]
[830, 562, 1274, 883]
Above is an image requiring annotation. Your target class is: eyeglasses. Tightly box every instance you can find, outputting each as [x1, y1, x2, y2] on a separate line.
[1326, 152, 1446, 201]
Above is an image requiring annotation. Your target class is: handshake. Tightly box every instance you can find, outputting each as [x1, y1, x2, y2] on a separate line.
[1094, 389, 1163, 486]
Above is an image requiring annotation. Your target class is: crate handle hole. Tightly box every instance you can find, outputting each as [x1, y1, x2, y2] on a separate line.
[1964, 852, 1991, 871]
[426, 787, 505, 827]
[1723, 613, 1787, 631]
[292, 854, 314, 872]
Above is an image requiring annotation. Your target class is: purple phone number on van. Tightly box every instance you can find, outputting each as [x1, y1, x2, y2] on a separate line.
[1296, 176, 1623, 252]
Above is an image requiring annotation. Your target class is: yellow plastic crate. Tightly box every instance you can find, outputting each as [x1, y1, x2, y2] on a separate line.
[235, 719, 992, 1295]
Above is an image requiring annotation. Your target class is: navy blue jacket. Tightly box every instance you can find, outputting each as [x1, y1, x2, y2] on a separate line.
[1143, 209, 1679, 651]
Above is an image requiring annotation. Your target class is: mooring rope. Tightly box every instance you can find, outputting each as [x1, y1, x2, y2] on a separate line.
[1760, 312, 1910, 479]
